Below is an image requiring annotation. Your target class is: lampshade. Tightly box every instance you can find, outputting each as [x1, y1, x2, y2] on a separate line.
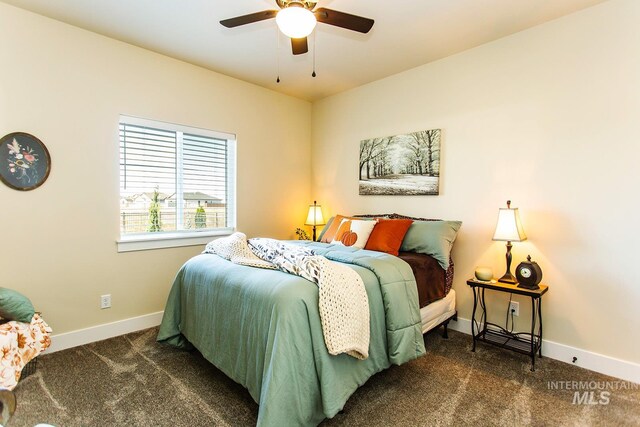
[305, 203, 325, 226]
[493, 203, 527, 242]
[276, 6, 317, 38]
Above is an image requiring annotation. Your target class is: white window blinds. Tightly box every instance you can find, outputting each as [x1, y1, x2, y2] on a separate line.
[119, 115, 236, 237]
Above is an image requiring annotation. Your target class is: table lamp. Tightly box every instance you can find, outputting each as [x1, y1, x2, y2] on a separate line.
[492, 200, 527, 284]
[305, 200, 325, 242]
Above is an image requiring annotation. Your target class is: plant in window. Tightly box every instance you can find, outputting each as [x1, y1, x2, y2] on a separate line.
[195, 204, 207, 229]
[148, 188, 162, 232]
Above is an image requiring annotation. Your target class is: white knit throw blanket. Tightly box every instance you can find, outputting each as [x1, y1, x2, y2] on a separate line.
[204, 233, 370, 359]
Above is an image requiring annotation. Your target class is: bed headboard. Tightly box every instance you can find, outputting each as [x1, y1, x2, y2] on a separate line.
[353, 213, 441, 222]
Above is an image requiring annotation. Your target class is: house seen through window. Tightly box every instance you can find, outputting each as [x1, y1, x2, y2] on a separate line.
[119, 115, 236, 238]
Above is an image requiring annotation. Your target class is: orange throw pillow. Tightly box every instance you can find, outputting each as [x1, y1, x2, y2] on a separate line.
[365, 218, 414, 256]
[321, 214, 350, 243]
[334, 219, 353, 242]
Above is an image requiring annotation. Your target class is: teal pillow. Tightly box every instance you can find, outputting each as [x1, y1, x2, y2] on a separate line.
[0, 288, 35, 323]
[400, 220, 462, 270]
[317, 216, 334, 242]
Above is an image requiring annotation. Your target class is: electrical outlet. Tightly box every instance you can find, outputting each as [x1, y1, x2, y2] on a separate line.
[100, 294, 111, 309]
[509, 301, 519, 316]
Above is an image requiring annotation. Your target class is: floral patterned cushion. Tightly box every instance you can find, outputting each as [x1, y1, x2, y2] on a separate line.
[0, 313, 52, 390]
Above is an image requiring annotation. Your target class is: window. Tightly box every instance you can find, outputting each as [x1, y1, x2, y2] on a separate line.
[117, 115, 236, 252]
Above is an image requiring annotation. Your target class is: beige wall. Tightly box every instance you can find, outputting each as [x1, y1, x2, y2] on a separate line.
[0, 3, 311, 334]
[312, 0, 640, 363]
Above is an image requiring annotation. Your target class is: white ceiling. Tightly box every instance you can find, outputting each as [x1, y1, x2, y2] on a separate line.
[1, 0, 607, 101]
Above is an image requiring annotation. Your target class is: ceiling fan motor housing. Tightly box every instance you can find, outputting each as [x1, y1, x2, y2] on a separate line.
[276, 1, 318, 10]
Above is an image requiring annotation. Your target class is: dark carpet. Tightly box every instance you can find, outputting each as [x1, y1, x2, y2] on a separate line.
[10, 327, 640, 426]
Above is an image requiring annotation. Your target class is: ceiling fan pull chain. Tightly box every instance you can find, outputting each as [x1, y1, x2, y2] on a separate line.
[312, 29, 317, 77]
[276, 26, 281, 83]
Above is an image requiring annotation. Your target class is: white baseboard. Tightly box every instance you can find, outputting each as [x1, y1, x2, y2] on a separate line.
[44, 312, 639, 384]
[46, 311, 164, 353]
[449, 317, 640, 384]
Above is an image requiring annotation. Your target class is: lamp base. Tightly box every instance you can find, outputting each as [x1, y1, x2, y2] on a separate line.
[498, 240, 517, 284]
[498, 272, 518, 284]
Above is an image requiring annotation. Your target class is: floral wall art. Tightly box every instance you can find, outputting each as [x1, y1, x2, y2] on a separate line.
[0, 133, 51, 191]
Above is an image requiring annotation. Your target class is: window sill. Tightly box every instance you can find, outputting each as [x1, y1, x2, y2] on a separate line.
[117, 228, 234, 252]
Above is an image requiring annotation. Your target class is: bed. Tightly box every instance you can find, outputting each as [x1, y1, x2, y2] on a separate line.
[158, 214, 459, 426]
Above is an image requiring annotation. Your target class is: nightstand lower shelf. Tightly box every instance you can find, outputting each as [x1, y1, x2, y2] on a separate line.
[475, 323, 542, 356]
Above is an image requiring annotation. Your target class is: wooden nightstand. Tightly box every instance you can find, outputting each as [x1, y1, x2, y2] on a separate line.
[466, 278, 549, 371]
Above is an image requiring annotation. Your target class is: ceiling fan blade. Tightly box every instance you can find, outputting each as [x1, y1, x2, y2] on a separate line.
[220, 10, 278, 28]
[291, 37, 309, 55]
[314, 8, 374, 33]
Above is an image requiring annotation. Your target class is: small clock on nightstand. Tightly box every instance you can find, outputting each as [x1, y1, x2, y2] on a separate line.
[515, 255, 543, 289]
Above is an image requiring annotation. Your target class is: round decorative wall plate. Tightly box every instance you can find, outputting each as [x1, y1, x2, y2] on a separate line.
[0, 132, 51, 191]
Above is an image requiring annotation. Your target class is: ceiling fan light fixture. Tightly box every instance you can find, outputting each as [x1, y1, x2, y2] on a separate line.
[276, 6, 317, 38]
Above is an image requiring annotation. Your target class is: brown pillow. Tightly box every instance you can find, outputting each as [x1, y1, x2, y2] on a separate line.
[365, 218, 414, 256]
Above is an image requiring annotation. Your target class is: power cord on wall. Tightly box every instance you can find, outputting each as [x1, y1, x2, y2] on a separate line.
[505, 293, 515, 333]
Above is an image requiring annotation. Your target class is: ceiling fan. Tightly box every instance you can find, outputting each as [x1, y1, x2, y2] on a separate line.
[220, 0, 374, 55]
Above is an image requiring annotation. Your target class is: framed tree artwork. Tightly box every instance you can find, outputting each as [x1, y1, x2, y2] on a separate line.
[359, 128, 441, 195]
[0, 132, 51, 191]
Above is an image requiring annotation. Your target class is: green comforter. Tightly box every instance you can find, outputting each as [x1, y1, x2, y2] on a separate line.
[157, 241, 425, 426]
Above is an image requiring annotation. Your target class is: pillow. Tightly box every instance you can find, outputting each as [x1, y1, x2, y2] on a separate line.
[320, 214, 364, 243]
[0, 288, 35, 323]
[400, 220, 462, 270]
[330, 218, 377, 249]
[365, 218, 414, 256]
[320, 214, 347, 243]
[317, 216, 335, 242]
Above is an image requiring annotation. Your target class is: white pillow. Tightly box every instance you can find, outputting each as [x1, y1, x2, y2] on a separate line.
[330, 219, 377, 249]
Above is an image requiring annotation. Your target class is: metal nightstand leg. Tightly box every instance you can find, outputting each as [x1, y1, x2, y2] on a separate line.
[480, 288, 487, 340]
[530, 297, 536, 371]
[538, 298, 543, 358]
[471, 286, 478, 352]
